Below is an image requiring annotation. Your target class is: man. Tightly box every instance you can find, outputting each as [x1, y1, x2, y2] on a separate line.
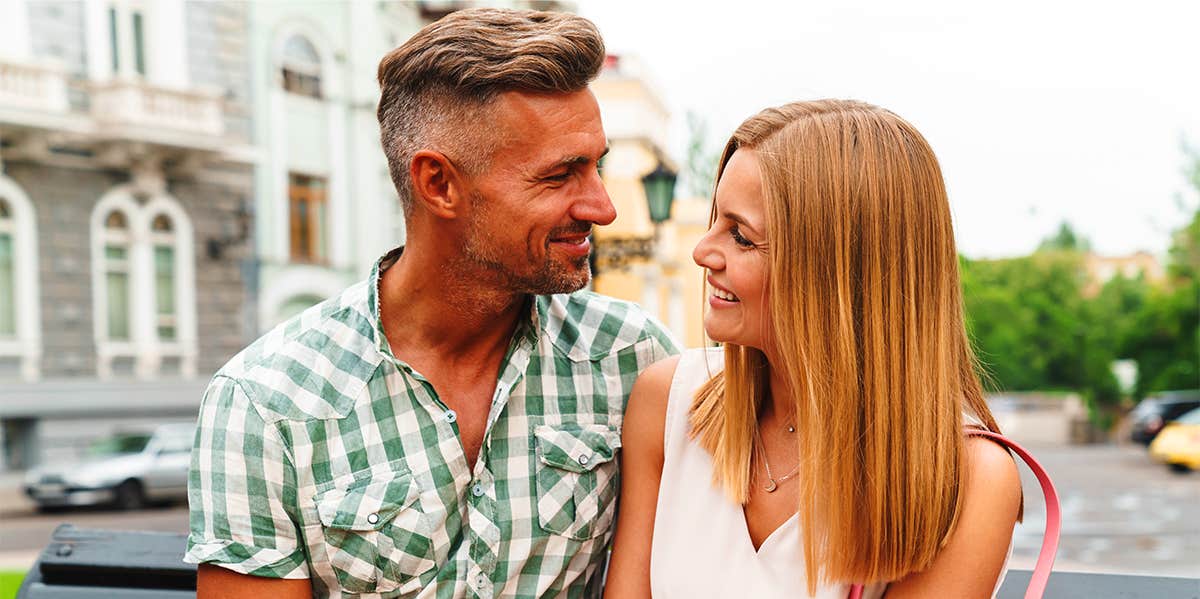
[184, 7, 678, 599]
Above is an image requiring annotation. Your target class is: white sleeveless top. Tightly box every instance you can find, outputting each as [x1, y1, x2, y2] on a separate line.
[649, 348, 1011, 598]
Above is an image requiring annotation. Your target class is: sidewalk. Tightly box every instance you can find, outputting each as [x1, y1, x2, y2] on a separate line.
[0, 472, 37, 573]
[0, 473, 33, 519]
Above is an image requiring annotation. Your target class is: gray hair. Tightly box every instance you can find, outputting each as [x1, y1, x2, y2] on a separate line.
[376, 7, 606, 215]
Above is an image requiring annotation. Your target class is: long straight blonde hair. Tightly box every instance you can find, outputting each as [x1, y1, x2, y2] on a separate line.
[689, 100, 1002, 591]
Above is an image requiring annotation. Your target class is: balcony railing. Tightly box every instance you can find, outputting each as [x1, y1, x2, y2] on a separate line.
[0, 59, 69, 114]
[89, 79, 224, 139]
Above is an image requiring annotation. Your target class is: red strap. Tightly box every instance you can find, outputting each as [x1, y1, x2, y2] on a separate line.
[847, 430, 1060, 599]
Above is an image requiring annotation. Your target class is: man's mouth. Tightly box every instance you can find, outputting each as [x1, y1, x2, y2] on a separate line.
[549, 232, 592, 256]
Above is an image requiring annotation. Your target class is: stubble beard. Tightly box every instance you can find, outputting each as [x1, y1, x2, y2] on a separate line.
[462, 192, 592, 295]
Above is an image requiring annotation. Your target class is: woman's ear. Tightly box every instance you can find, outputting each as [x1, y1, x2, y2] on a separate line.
[409, 149, 469, 220]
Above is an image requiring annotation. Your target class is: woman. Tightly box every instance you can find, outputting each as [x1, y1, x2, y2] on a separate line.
[605, 100, 1022, 598]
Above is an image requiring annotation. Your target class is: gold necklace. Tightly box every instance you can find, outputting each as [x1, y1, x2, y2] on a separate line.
[754, 425, 798, 493]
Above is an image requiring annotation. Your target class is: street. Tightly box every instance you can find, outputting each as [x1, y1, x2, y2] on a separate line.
[1, 443, 1197, 578]
[1009, 442, 1200, 577]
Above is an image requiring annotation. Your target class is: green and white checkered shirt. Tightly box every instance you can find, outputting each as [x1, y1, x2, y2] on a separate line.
[185, 250, 679, 598]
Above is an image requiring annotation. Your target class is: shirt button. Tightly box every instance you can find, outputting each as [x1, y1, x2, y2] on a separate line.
[367, 513, 379, 525]
[476, 573, 488, 586]
[444, 410, 457, 423]
[472, 484, 485, 497]
[577, 454, 590, 466]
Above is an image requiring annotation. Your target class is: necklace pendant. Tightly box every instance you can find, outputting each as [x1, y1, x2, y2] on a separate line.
[764, 478, 778, 493]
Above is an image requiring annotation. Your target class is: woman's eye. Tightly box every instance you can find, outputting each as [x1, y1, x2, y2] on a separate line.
[730, 225, 755, 248]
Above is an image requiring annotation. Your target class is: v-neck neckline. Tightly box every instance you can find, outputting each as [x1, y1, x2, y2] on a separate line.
[740, 507, 799, 555]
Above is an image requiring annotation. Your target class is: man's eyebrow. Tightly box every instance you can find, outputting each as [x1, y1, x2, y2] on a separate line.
[543, 145, 611, 172]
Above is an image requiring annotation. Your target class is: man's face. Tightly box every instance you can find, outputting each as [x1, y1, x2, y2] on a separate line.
[460, 89, 614, 295]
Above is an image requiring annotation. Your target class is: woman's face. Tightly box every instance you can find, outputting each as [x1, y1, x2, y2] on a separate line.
[693, 149, 770, 350]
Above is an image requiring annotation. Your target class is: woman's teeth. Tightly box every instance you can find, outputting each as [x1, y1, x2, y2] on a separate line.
[713, 288, 739, 302]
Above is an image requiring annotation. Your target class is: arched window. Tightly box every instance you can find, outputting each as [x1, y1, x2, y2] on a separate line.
[149, 213, 176, 341]
[0, 175, 41, 380]
[102, 209, 133, 341]
[281, 35, 322, 98]
[0, 197, 14, 338]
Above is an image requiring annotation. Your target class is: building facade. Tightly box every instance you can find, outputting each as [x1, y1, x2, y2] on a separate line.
[590, 54, 708, 347]
[0, 0, 256, 469]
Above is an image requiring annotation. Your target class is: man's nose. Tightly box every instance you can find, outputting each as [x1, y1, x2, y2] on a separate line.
[572, 171, 617, 226]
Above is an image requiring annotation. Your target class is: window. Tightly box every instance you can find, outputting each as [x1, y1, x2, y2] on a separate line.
[91, 188, 197, 379]
[150, 214, 175, 341]
[108, 4, 147, 77]
[0, 198, 14, 338]
[102, 210, 132, 341]
[281, 35, 322, 98]
[289, 173, 327, 262]
[0, 176, 41, 380]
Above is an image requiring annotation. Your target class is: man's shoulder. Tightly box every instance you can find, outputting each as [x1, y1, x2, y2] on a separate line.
[212, 280, 383, 422]
[537, 290, 680, 362]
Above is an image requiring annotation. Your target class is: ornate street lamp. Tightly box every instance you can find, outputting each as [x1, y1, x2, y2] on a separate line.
[641, 160, 678, 225]
[592, 159, 678, 275]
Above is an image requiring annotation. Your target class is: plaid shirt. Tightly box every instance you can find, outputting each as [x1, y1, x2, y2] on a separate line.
[185, 250, 679, 598]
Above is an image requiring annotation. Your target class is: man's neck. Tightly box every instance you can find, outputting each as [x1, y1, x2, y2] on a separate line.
[378, 244, 529, 372]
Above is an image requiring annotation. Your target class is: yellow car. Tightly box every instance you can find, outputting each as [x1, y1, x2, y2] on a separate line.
[1149, 407, 1200, 472]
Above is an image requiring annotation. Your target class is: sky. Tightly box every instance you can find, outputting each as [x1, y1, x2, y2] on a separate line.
[578, 0, 1200, 259]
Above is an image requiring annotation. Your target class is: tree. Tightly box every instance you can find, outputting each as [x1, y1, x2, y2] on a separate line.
[683, 111, 722, 198]
[1037, 221, 1091, 253]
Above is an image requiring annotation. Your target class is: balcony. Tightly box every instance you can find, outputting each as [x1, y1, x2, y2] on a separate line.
[89, 79, 225, 150]
[0, 59, 74, 133]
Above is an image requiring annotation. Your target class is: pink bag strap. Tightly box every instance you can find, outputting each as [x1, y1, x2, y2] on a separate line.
[848, 429, 1060, 599]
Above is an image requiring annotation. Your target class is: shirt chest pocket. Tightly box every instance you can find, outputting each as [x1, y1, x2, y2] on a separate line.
[314, 469, 436, 595]
[533, 423, 622, 541]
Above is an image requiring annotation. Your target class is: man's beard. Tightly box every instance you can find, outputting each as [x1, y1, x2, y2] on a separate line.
[461, 191, 592, 295]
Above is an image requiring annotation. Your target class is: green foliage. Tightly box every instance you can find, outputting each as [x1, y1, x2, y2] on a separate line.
[961, 149, 1200, 428]
[684, 111, 721, 198]
[1038, 221, 1092, 252]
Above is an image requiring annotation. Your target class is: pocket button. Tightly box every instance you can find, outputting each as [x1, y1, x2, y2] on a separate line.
[367, 512, 379, 525]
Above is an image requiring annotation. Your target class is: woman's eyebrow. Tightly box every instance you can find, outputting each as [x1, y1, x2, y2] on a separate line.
[724, 210, 763, 237]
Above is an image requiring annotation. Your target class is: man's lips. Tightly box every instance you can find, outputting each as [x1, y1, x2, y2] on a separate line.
[549, 234, 591, 256]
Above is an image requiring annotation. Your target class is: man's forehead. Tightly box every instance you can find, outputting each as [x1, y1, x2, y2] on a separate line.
[490, 89, 606, 157]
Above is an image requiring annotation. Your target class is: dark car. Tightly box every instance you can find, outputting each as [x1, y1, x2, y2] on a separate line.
[1130, 391, 1200, 445]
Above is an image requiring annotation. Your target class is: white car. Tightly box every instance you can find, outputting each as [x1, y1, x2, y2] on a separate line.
[23, 423, 195, 510]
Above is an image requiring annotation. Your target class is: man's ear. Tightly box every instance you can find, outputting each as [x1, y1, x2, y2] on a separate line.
[409, 149, 469, 220]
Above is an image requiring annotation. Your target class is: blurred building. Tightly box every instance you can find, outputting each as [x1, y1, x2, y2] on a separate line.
[0, 0, 257, 470]
[591, 54, 710, 347]
[1083, 251, 1166, 296]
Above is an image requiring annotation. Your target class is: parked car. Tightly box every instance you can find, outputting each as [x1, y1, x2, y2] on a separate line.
[23, 423, 195, 510]
[1129, 391, 1200, 445]
[1149, 407, 1200, 473]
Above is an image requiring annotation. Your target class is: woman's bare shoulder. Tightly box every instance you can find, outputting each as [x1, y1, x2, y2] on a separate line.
[622, 355, 682, 460]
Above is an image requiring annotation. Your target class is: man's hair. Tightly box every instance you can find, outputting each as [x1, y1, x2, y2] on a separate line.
[377, 8, 605, 215]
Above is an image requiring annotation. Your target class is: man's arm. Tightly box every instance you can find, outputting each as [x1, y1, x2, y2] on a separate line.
[186, 376, 312, 593]
[198, 564, 312, 599]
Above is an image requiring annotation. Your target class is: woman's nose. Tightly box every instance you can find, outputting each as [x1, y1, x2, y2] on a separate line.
[693, 230, 725, 271]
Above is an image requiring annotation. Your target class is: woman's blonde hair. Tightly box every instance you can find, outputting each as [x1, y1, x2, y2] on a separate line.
[689, 99, 1002, 591]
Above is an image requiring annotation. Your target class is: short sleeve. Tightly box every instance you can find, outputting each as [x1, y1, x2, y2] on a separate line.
[184, 375, 310, 579]
[640, 313, 682, 364]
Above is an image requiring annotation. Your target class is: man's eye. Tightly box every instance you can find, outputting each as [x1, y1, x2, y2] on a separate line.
[730, 225, 755, 248]
[545, 172, 570, 183]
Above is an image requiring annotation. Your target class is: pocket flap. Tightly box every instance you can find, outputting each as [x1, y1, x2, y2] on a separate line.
[534, 423, 621, 474]
[315, 470, 422, 531]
